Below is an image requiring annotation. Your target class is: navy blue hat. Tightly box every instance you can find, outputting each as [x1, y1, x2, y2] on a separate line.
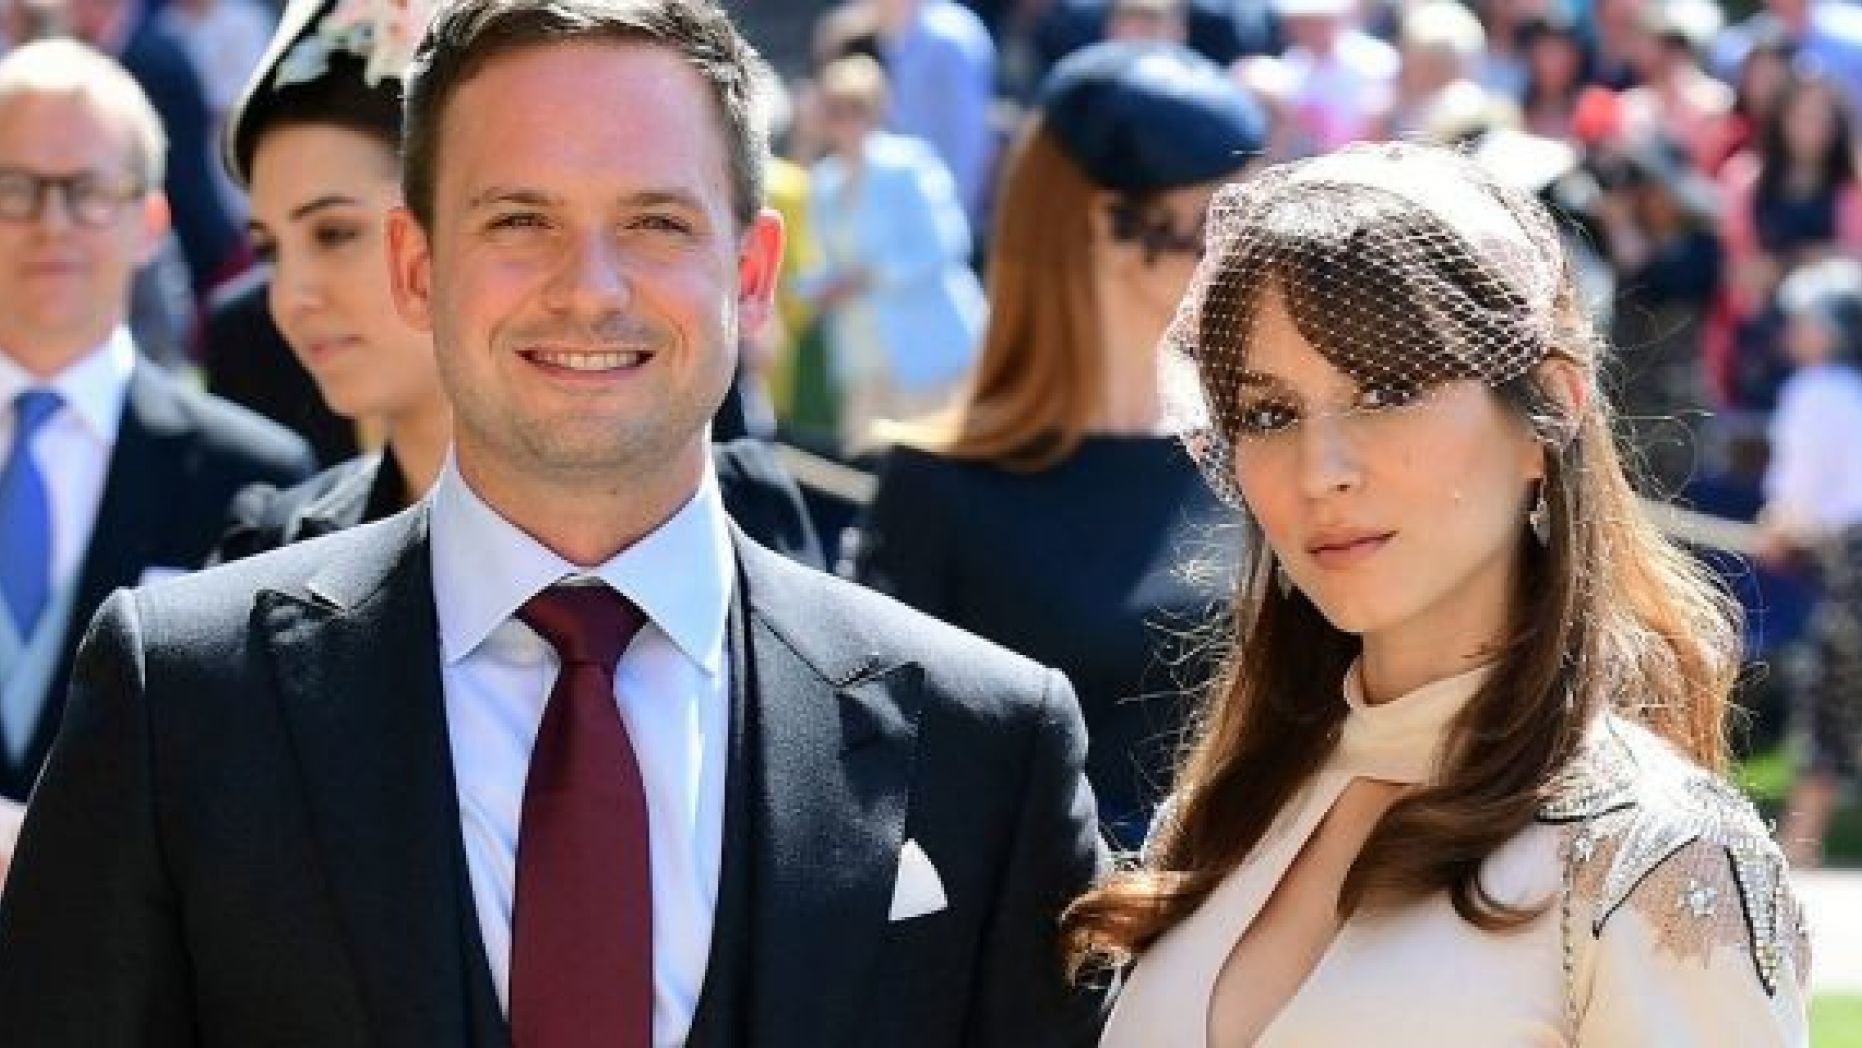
[1038, 41, 1265, 195]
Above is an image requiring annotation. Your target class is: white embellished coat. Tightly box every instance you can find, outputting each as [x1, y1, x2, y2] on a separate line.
[1100, 709, 1811, 1046]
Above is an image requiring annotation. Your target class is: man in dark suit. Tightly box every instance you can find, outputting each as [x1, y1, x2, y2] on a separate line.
[0, 40, 312, 809]
[68, 0, 242, 292]
[0, 2, 1107, 1045]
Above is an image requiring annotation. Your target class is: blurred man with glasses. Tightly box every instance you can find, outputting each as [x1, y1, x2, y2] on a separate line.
[0, 39, 311, 878]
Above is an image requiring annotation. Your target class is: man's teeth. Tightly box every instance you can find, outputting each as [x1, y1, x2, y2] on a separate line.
[531, 350, 644, 371]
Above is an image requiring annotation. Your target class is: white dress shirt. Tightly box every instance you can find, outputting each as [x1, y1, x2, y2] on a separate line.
[0, 333, 134, 757]
[428, 457, 734, 1048]
[0, 329, 134, 596]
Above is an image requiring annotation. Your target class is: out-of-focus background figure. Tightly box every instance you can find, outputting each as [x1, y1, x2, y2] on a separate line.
[854, 42, 1262, 848]
[798, 53, 984, 454]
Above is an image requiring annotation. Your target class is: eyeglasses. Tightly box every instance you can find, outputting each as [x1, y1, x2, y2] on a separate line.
[0, 167, 144, 228]
[1107, 199, 1206, 262]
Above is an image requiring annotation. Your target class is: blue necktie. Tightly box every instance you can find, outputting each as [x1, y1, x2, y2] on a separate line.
[0, 388, 62, 636]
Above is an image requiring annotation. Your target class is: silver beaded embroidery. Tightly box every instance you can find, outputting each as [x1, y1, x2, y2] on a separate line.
[1540, 716, 1811, 1007]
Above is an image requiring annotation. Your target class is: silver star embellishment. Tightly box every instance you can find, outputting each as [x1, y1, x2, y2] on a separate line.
[1678, 878, 1718, 918]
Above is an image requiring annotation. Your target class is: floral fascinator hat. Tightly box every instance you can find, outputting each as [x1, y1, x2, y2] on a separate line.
[222, 0, 433, 186]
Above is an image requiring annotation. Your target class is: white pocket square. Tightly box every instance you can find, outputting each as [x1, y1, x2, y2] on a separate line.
[888, 838, 948, 922]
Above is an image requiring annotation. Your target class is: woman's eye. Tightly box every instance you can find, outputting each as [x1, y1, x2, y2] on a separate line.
[313, 224, 360, 250]
[1360, 382, 1422, 411]
[1235, 402, 1297, 435]
[250, 238, 276, 266]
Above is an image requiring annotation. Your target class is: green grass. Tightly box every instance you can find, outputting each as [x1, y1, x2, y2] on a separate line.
[1815, 995, 1862, 1047]
[1735, 747, 1862, 866]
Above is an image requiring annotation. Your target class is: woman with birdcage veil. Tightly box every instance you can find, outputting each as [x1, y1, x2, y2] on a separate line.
[1062, 143, 1811, 1045]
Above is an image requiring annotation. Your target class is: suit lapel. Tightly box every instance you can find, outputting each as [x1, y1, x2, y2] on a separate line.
[262, 507, 481, 1046]
[686, 585, 754, 1046]
[22, 366, 189, 787]
[735, 537, 927, 1045]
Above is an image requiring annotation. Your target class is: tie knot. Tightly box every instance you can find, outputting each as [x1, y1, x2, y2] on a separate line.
[12, 387, 60, 438]
[518, 584, 644, 670]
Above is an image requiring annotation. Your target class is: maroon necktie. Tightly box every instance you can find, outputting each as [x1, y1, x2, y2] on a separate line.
[511, 585, 653, 1048]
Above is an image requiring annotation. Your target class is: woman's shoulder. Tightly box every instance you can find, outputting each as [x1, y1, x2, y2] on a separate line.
[1541, 716, 1810, 1000]
[873, 442, 986, 489]
[214, 455, 385, 563]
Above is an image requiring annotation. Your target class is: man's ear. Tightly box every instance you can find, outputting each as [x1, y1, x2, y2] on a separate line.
[135, 190, 171, 268]
[735, 207, 784, 339]
[386, 205, 434, 333]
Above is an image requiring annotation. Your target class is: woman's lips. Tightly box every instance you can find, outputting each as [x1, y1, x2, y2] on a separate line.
[302, 336, 361, 362]
[1307, 531, 1396, 569]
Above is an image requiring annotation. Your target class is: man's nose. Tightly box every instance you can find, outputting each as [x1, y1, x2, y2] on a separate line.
[547, 231, 632, 314]
[28, 184, 78, 231]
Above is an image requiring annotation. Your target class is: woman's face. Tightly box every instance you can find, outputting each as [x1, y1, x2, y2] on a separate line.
[1785, 310, 1840, 367]
[1739, 50, 1791, 120]
[1527, 33, 1581, 93]
[1230, 287, 1543, 654]
[819, 92, 878, 156]
[1782, 85, 1841, 163]
[248, 123, 442, 422]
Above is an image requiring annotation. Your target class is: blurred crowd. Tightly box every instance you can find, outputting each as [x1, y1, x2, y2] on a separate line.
[765, 0, 1862, 481]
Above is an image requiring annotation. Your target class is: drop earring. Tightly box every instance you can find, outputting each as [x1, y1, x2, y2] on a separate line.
[1528, 483, 1551, 547]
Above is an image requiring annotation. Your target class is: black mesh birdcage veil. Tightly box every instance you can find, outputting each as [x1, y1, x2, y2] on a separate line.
[1159, 143, 1569, 504]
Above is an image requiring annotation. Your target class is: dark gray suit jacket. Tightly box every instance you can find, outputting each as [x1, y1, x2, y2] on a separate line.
[0, 363, 314, 801]
[0, 505, 1107, 1046]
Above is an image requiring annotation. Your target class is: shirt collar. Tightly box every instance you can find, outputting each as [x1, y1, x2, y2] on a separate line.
[0, 328, 135, 443]
[428, 454, 735, 673]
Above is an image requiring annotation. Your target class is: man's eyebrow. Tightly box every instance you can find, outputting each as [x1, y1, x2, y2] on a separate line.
[1234, 369, 1280, 387]
[462, 186, 711, 214]
[620, 189, 705, 211]
[465, 186, 560, 210]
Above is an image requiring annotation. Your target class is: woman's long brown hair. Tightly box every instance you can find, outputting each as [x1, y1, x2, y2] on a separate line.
[884, 120, 1105, 469]
[1061, 169, 1742, 976]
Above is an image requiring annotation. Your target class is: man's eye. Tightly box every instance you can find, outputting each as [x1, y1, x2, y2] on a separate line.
[489, 212, 549, 232]
[630, 213, 694, 235]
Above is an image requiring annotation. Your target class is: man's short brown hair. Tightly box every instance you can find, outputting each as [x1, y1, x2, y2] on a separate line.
[402, 0, 772, 230]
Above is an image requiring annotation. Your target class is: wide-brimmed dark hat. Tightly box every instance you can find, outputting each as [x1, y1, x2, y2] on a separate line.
[1037, 41, 1265, 195]
[222, 0, 422, 186]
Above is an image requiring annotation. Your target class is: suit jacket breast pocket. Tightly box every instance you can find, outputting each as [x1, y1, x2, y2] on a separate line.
[860, 906, 975, 1046]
